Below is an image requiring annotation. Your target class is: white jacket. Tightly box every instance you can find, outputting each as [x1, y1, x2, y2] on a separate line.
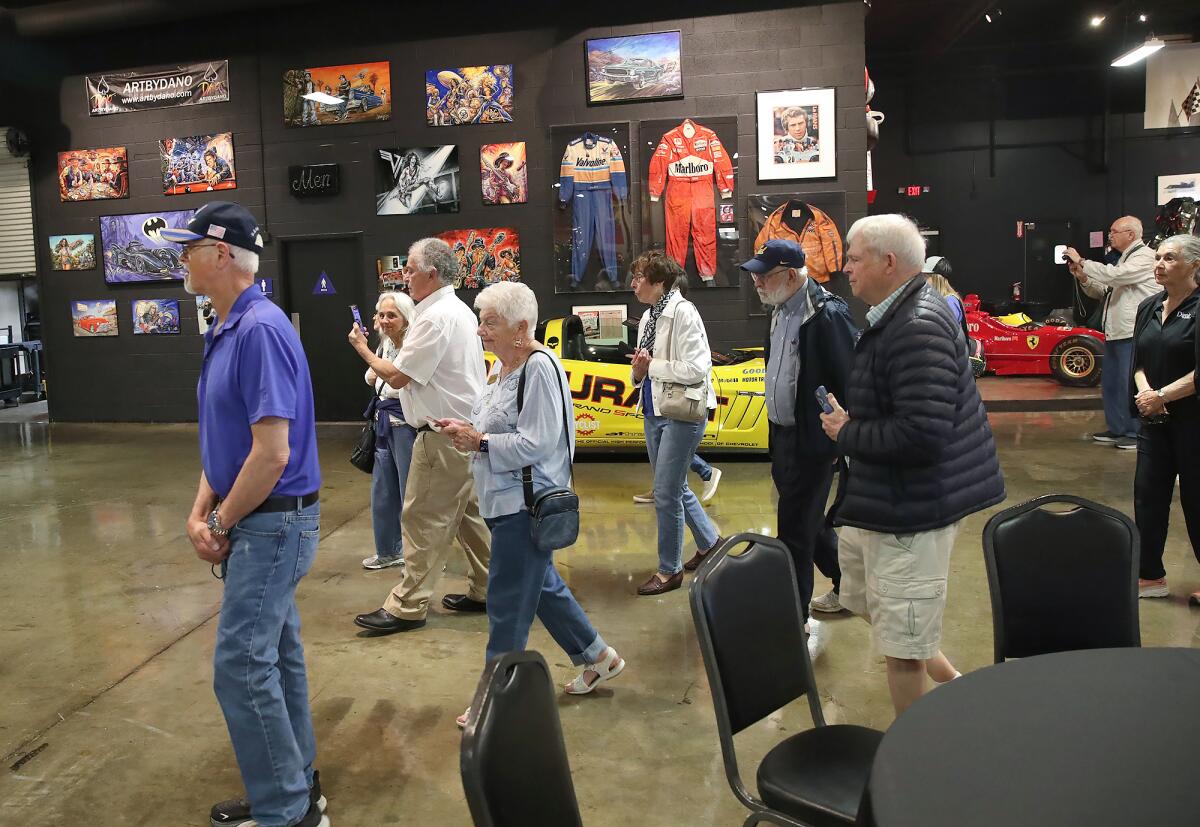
[1079, 242, 1158, 340]
[632, 290, 717, 410]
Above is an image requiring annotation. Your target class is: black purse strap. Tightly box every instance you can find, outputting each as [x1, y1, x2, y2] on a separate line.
[516, 349, 574, 509]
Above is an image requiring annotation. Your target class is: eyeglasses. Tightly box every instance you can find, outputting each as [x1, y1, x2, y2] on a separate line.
[750, 266, 789, 282]
[1107, 228, 1133, 236]
[180, 242, 221, 261]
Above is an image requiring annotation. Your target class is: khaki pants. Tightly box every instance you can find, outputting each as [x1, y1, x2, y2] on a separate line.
[383, 431, 490, 620]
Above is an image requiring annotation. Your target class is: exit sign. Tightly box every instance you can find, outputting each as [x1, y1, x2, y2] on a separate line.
[897, 185, 931, 197]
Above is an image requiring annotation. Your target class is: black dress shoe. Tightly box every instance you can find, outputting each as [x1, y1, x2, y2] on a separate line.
[442, 594, 487, 612]
[354, 608, 426, 634]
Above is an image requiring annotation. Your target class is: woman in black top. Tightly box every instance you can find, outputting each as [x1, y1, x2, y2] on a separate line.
[1130, 234, 1200, 604]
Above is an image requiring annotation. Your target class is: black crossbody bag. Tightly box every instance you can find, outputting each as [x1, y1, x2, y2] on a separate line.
[350, 347, 386, 474]
[516, 351, 579, 552]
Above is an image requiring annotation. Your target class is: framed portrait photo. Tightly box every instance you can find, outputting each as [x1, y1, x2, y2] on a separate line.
[756, 88, 837, 181]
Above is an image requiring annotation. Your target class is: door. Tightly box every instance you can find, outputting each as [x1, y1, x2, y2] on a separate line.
[1022, 220, 1072, 309]
[279, 236, 368, 421]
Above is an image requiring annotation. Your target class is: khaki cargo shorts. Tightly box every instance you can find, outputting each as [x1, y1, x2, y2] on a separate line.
[837, 522, 960, 661]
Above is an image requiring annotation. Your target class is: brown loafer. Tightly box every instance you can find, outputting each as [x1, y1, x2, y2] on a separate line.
[637, 571, 683, 596]
[684, 536, 725, 571]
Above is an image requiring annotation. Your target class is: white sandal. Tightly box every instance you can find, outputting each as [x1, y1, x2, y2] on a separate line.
[456, 707, 470, 729]
[563, 647, 625, 695]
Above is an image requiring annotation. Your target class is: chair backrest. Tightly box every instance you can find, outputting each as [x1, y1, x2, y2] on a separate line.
[983, 494, 1140, 662]
[690, 533, 823, 737]
[460, 651, 583, 827]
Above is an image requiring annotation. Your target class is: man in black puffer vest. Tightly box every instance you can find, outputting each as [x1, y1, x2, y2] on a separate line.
[820, 214, 1005, 716]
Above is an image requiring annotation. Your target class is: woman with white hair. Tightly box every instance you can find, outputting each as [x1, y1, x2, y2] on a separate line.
[1130, 234, 1200, 603]
[348, 290, 418, 570]
[439, 282, 624, 726]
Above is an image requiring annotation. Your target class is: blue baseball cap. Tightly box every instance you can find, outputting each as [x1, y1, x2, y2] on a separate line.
[738, 239, 805, 274]
[160, 201, 264, 253]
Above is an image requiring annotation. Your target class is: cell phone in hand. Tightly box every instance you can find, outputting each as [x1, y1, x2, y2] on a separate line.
[350, 304, 363, 328]
[815, 385, 834, 414]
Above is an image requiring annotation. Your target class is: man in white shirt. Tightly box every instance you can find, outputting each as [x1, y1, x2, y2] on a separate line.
[1065, 216, 1158, 450]
[354, 237, 491, 634]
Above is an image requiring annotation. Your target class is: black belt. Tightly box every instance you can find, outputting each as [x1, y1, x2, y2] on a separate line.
[417, 424, 435, 433]
[253, 492, 320, 513]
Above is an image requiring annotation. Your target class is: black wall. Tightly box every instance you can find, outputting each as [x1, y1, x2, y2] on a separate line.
[22, 1, 867, 422]
[869, 100, 1200, 302]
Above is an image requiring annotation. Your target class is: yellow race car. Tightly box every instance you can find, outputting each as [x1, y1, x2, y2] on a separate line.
[518, 316, 769, 452]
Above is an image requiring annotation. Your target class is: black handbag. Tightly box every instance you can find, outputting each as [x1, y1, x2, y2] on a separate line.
[350, 373, 384, 475]
[517, 351, 579, 552]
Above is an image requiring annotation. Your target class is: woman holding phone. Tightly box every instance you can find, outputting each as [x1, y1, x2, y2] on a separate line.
[348, 291, 418, 570]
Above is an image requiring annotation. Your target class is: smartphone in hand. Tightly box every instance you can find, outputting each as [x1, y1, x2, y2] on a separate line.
[350, 304, 363, 329]
[815, 385, 834, 414]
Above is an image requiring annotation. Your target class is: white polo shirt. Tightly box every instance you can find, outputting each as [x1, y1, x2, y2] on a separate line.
[396, 285, 485, 427]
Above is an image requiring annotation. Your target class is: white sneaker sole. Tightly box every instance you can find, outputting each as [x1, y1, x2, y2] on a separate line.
[632, 493, 654, 504]
[362, 557, 404, 570]
[1138, 586, 1169, 598]
[700, 468, 722, 503]
[810, 601, 843, 614]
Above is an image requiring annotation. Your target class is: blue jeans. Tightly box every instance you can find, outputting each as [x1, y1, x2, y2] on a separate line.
[1102, 338, 1138, 438]
[214, 504, 320, 827]
[370, 421, 417, 559]
[689, 453, 713, 481]
[484, 511, 608, 666]
[644, 413, 720, 574]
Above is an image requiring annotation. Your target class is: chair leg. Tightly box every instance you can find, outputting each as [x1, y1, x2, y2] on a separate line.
[742, 814, 763, 827]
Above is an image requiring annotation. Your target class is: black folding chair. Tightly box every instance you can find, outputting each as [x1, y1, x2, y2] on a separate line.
[460, 650, 583, 827]
[983, 494, 1140, 663]
[690, 533, 882, 827]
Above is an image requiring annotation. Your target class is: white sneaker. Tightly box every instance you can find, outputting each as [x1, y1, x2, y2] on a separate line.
[632, 490, 654, 504]
[809, 590, 842, 613]
[1138, 578, 1169, 598]
[700, 467, 722, 503]
[362, 555, 404, 570]
[805, 617, 828, 661]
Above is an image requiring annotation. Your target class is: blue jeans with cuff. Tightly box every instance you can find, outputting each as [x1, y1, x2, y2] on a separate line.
[644, 412, 720, 574]
[370, 420, 417, 560]
[484, 510, 608, 666]
[213, 503, 320, 827]
[689, 453, 713, 481]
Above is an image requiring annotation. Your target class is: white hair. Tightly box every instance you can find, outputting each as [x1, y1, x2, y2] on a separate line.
[226, 246, 260, 276]
[409, 237, 457, 286]
[474, 281, 538, 333]
[376, 290, 415, 326]
[846, 214, 926, 273]
[1116, 215, 1144, 239]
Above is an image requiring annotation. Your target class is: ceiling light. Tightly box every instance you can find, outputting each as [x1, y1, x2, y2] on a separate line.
[985, 12, 992, 22]
[302, 91, 344, 105]
[1111, 37, 1166, 66]
[1139, 14, 1147, 22]
[1090, 15, 1106, 27]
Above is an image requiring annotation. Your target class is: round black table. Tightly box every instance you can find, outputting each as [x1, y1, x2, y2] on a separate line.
[863, 647, 1200, 827]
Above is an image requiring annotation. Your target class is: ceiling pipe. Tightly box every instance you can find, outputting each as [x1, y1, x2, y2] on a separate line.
[11, 0, 315, 38]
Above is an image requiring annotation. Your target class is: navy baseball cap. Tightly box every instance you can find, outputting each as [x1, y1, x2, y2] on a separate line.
[160, 201, 264, 253]
[738, 239, 805, 274]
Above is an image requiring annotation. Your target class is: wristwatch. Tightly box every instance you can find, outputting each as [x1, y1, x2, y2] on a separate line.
[207, 508, 230, 537]
[478, 434, 489, 453]
[1156, 389, 1167, 402]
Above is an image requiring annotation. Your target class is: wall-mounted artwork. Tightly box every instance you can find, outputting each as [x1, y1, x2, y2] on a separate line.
[585, 31, 683, 104]
[86, 61, 229, 116]
[159, 132, 236, 195]
[100, 210, 194, 284]
[756, 88, 837, 181]
[1157, 173, 1200, 204]
[283, 61, 391, 127]
[49, 234, 96, 270]
[71, 299, 117, 337]
[425, 65, 513, 125]
[132, 299, 180, 335]
[57, 147, 129, 202]
[481, 142, 528, 205]
[1145, 44, 1200, 128]
[436, 227, 520, 289]
[376, 146, 459, 215]
[196, 295, 215, 334]
[377, 255, 407, 292]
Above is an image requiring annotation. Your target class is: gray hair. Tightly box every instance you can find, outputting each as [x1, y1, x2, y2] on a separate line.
[474, 281, 538, 333]
[846, 214, 926, 273]
[409, 237, 457, 286]
[1116, 215, 1144, 239]
[1160, 234, 1200, 284]
[226, 247, 260, 276]
[376, 290, 415, 325]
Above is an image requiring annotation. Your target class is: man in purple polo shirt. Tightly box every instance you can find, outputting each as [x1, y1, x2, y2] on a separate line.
[166, 203, 330, 827]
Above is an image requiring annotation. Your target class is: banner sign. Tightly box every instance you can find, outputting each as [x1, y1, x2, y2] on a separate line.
[86, 61, 230, 116]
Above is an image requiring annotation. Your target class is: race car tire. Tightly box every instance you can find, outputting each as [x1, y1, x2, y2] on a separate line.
[1049, 335, 1103, 387]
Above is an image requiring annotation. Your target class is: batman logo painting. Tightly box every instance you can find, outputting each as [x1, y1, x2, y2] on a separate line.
[142, 215, 168, 242]
[100, 209, 194, 284]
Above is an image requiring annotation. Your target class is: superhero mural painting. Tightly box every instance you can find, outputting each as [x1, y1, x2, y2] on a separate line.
[57, 146, 129, 202]
[640, 117, 739, 289]
[425, 65, 513, 126]
[551, 122, 634, 293]
[282, 61, 391, 127]
[436, 227, 520, 289]
[480, 142, 528, 205]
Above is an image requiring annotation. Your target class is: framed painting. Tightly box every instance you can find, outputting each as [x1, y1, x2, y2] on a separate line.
[49, 234, 96, 270]
[436, 227, 520, 289]
[71, 299, 118, 337]
[425, 65, 513, 125]
[756, 88, 837, 181]
[159, 132, 236, 195]
[480, 142, 528, 205]
[131, 299, 181, 334]
[585, 31, 682, 104]
[283, 61, 391, 127]
[375, 146, 460, 215]
[100, 209, 194, 283]
[57, 146, 129, 202]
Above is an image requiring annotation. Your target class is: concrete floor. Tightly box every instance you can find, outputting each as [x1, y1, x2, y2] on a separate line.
[1, 411, 1198, 825]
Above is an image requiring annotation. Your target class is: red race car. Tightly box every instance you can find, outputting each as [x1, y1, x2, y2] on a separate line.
[963, 294, 1104, 387]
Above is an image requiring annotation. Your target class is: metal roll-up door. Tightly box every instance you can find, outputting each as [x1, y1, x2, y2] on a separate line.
[0, 132, 36, 277]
